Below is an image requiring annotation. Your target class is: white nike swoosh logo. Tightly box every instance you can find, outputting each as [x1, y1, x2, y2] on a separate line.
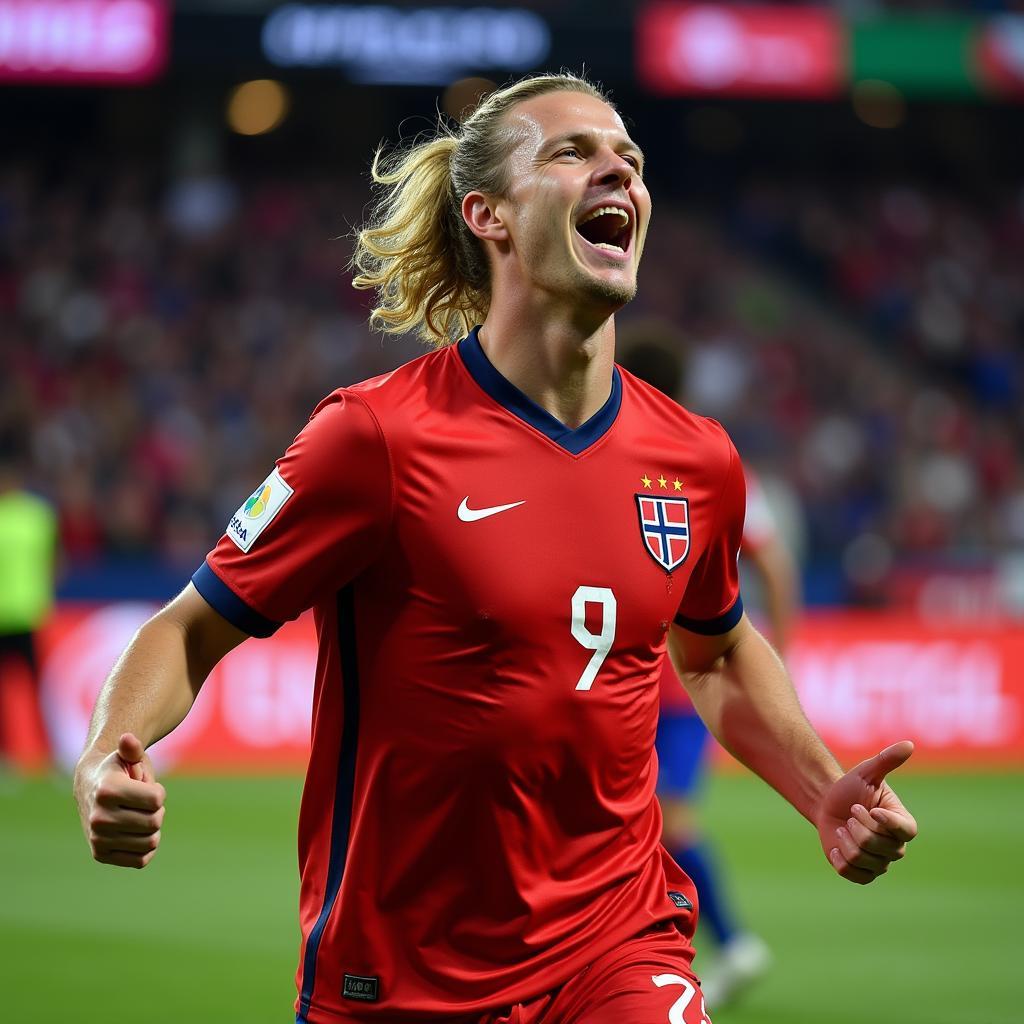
[457, 497, 526, 522]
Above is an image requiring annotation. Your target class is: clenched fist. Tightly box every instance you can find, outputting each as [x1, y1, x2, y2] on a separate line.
[815, 740, 918, 885]
[74, 733, 166, 869]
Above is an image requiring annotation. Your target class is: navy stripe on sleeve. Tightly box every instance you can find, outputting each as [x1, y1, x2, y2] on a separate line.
[674, 594, 744, 636]
[191, 560, 281, 638]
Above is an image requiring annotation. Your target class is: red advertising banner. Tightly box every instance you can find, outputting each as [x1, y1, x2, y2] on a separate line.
[38, 603, 317, 773]
[35, 604, 1024, 773]
[0, 0, 170, 84]
[637, 2, 845, 98]
[784, 612, 1024, 769]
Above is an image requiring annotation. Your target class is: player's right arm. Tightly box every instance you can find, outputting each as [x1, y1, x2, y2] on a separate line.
[74, 389, 392, 869]
[73, 584, 247, 868]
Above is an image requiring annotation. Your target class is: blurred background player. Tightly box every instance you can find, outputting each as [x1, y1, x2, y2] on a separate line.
[0, 439, 57, 774]
[619, 326, 802, 1008]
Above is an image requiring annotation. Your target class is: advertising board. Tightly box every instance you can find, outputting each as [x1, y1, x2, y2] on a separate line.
[637, 2, 845, 98]
[0, 0, 169, 84]
[34, 604, 1024, 773]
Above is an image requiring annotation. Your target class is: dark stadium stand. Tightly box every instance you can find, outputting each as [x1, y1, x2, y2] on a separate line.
[2, 162, 1019, 603]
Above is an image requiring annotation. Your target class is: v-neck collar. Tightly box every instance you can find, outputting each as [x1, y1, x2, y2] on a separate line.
[457, 327, 622, 456]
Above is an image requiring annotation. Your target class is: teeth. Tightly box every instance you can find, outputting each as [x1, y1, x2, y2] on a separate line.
[592, 242, 624, 252]
[579, 205, 630, 227]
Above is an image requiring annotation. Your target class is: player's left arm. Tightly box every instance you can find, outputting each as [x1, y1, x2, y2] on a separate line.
[668, 616, 918, 884]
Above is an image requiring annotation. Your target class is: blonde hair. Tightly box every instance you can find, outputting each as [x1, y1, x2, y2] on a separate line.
[351, 72, 613, 347]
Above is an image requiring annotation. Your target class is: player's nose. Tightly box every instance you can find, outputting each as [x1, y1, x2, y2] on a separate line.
[593, 148, 636, 188]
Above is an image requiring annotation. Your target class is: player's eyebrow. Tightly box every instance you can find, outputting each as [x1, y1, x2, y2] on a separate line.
[542, 130, 646, 170]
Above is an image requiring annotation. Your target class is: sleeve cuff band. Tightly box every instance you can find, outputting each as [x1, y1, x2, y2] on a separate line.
[674, 595, 744, 636]
[191, 561, 281, 638]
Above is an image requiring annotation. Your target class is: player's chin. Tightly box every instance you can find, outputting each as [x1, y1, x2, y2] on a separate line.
[579, 269, 637, 309]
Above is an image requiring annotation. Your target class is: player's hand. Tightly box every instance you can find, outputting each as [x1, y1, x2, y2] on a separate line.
[815, 740, 918, 885]
[74, 733, 166, 869]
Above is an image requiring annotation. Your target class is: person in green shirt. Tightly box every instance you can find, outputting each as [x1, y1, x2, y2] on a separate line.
[0, 446, 58, 768]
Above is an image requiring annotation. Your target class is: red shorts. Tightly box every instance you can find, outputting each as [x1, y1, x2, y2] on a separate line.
[477, 923, 711, 1024]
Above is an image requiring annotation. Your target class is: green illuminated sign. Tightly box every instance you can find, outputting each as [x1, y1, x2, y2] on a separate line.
[850, 16, 977, 96]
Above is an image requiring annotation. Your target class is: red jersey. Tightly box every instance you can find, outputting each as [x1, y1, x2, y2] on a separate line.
[193, 328, 745, 1022]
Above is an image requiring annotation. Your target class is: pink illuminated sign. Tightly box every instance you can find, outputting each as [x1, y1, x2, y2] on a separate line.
[0, 0, 169, 84]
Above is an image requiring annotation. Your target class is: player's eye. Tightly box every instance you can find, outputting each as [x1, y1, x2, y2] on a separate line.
[557, 148, 581, 160]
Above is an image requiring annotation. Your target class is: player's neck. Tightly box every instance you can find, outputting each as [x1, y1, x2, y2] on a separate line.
[478, 305, 616, 430]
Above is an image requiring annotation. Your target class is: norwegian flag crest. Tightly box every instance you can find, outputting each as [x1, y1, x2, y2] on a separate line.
[635, 493, 690, 572]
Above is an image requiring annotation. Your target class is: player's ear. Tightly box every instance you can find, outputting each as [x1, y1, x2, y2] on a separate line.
[462, 191, 509, 243]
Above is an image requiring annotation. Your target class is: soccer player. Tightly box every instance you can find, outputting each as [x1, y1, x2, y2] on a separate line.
[74, 74, 917, 1024]
[619, 332, 802, 1006]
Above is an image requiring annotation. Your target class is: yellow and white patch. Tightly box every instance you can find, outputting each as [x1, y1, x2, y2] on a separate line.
[226, 467, 294, 552]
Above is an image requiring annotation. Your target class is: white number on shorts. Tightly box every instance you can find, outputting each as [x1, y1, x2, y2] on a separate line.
[652, 973, 710, 1024]
[570, 586, 617, 691]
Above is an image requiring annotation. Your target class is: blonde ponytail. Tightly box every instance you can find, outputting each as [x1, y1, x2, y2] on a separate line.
[351, 71, 612, 348]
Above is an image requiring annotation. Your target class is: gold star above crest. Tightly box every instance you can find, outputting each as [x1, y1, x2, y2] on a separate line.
[657, 475, 668, 489]
[673, 479, 683, 491]
[641, 474, 652, 488]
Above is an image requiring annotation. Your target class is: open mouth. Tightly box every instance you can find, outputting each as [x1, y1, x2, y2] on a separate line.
[575, 205, 632, 256]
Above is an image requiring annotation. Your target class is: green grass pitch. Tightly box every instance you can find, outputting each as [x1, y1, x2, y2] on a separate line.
[0, 770, 1019, 1022]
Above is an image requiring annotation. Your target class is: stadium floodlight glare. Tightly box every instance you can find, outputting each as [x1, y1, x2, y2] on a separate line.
[442, 76, 498, 122]
[226, 78, 291, 136]
[260, 3, 551, 85]
[851, 78, 906, 129]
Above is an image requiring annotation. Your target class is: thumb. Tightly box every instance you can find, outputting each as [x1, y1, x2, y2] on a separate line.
[117, 732, 147, 781]
[856, 740, 914, 787]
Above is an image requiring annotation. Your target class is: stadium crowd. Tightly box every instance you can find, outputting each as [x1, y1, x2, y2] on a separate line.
[721, 181, 1023, 564]
[1, 160, 1020, 599]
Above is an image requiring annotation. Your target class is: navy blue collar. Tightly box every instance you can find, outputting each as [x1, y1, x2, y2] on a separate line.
[458, 327, 622, 456]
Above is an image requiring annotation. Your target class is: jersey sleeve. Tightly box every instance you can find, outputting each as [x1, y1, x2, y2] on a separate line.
[192, 390, 391, 636]
[673, 433, 746, 635]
